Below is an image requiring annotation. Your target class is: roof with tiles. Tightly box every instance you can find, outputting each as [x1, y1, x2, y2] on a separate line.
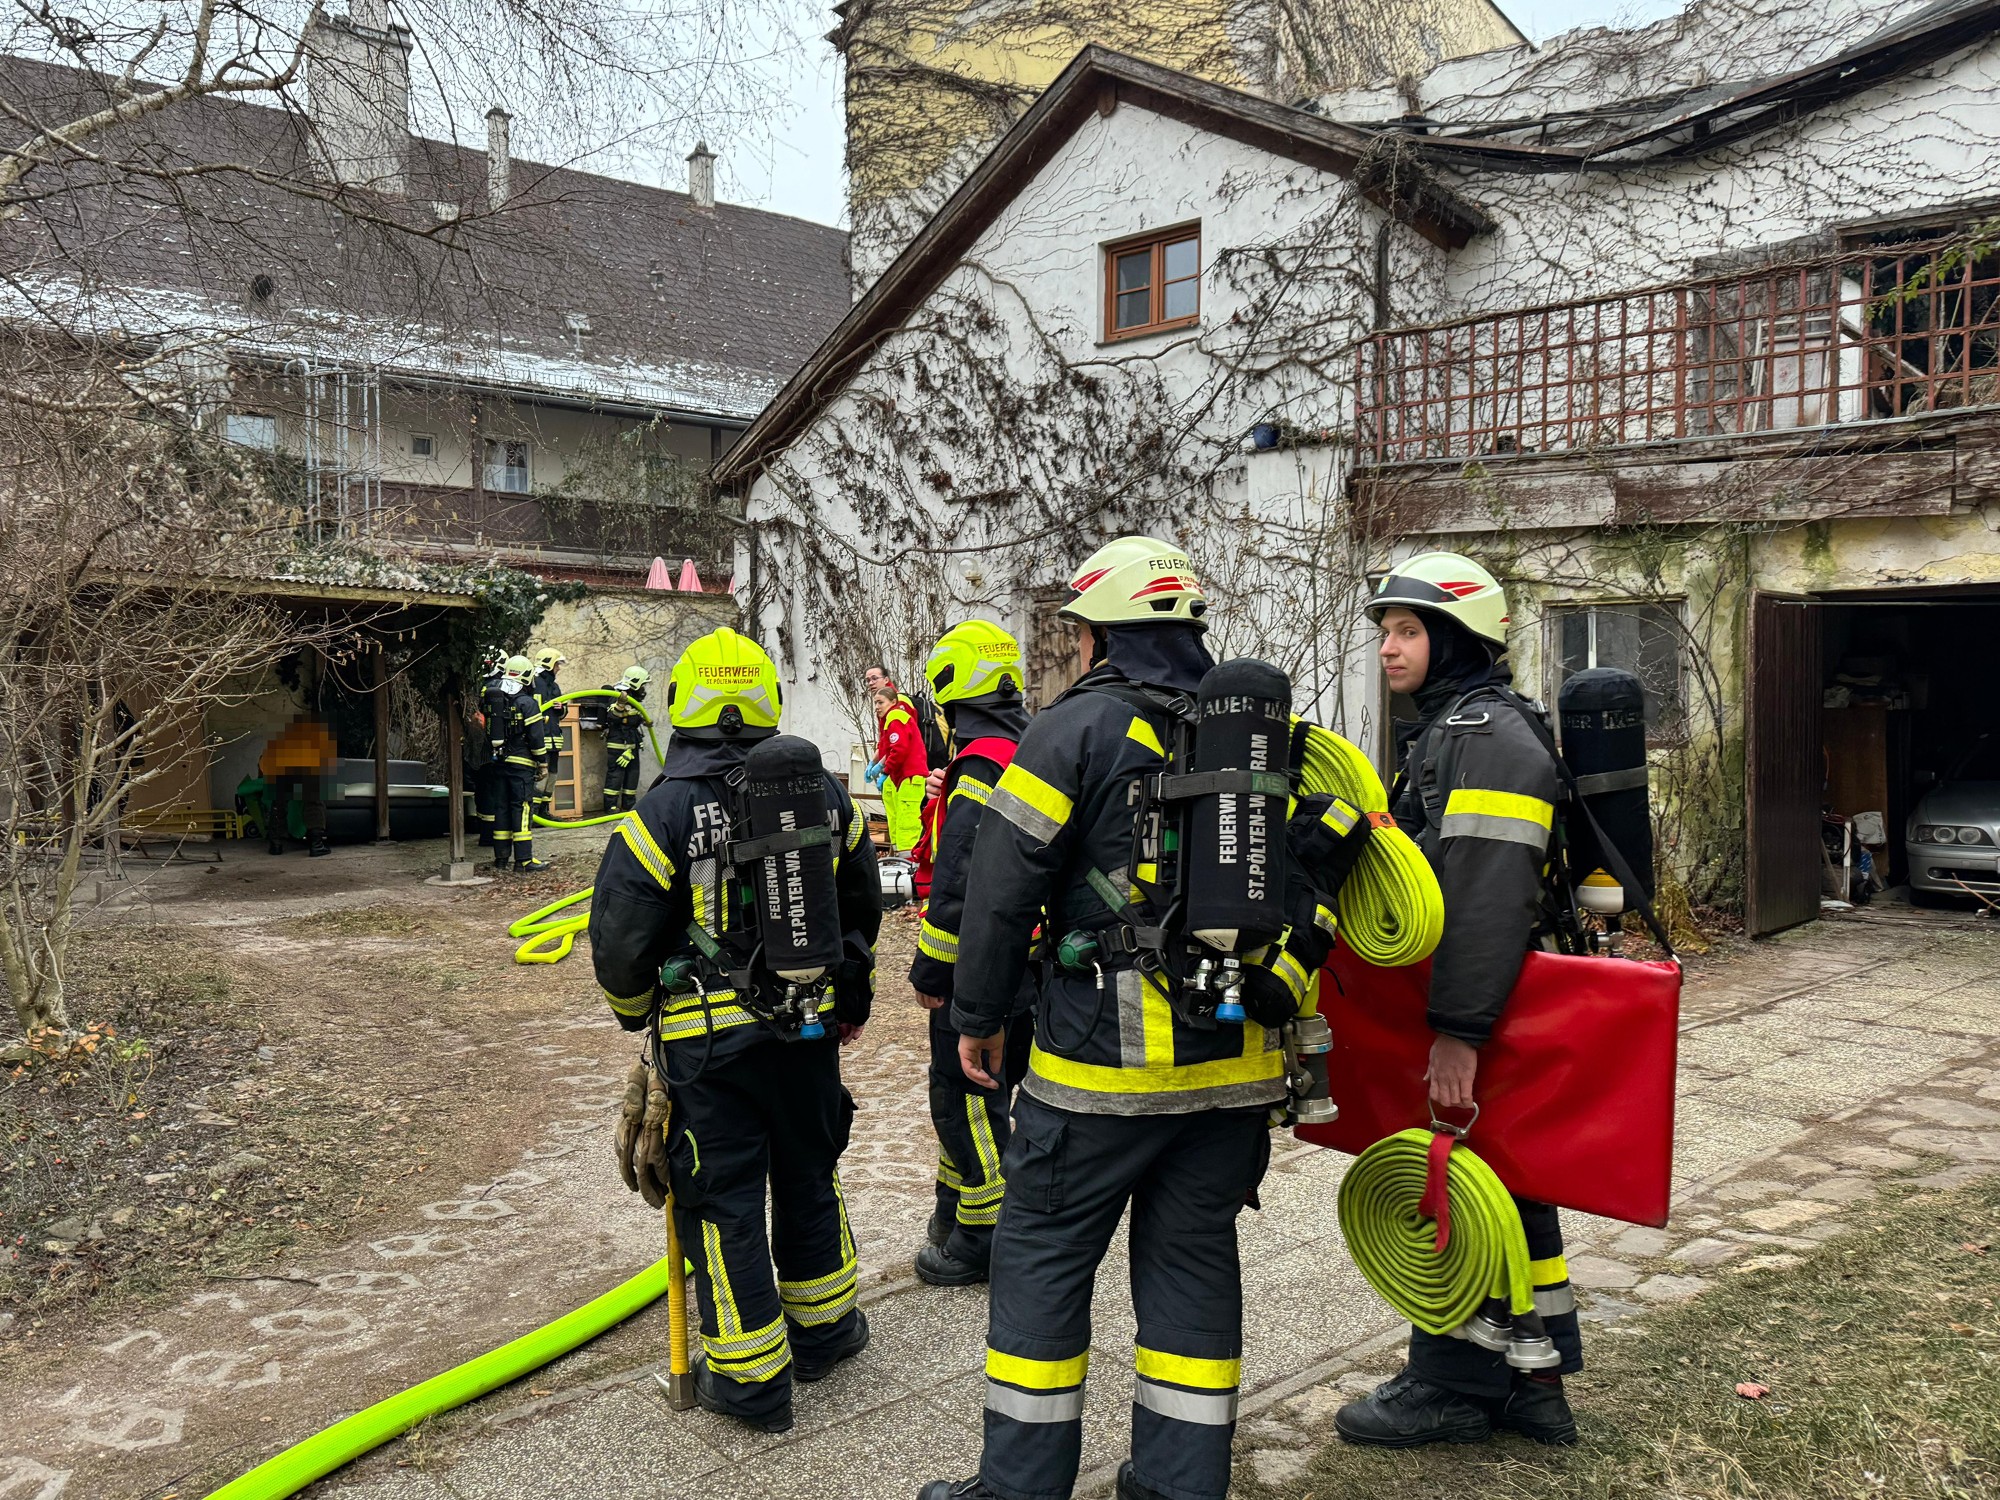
[0, 52, 851, 421]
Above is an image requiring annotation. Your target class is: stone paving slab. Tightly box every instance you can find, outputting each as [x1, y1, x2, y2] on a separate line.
[286, 916, 2000, 1498]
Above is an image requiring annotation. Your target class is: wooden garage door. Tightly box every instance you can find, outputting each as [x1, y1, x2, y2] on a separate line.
[1745, 592, 1823, 936]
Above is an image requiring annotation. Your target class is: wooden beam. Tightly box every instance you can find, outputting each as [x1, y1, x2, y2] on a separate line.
[446, 677, 467, 863]
[373, 642, 393, 843]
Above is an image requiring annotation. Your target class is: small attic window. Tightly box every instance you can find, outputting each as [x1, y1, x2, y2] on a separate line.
[649, 266, 665, 293]
[565, 311, 592, 351]
[250, 274, 275, 302]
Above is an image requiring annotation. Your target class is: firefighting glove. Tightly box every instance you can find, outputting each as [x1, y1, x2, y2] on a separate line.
[1287, 793, 1374, 900]
[613, 1059, 673, 1208]
[1238, 880, 1336, 1029]
[832, 937, 875, 1027]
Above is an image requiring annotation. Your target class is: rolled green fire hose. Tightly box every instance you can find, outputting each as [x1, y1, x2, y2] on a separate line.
[201, 1257, 673, 1500]
[497, 688, 667, 962]
[1336, 1128, 1532, 1335]
[1291, 721, 1445, 968]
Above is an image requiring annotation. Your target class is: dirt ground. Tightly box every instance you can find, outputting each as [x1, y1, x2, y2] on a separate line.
[0, 830, 937, 1500]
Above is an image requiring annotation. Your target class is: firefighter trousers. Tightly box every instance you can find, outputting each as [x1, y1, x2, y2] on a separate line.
[980, 1094, 1270, 1500]
[928, 1008, 1033, 1267]
[493, 765, 535, 865]
[663, 1035, 861, 1424]
[1407, 1196, 1582, 1398]
[604, 740, 642, 813]
[473, 760, 502, 843]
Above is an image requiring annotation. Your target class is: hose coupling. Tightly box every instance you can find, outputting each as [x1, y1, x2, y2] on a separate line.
[1506, 1308, 1562, 1370]
[1284, 1013, 1336, 1125]
[1454, 1297, 1513, 1353]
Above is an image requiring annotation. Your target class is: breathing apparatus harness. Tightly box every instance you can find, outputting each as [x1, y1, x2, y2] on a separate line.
[1397, 682, 1675, 961]
[655, 735, 851, 1072]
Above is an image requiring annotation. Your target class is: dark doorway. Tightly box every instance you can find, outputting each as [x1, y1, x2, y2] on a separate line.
[1816, 589, 2000, 911]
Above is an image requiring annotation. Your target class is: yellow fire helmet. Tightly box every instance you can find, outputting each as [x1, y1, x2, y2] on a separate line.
[1058, 535, 1208, 630]
[534, 647, 567, 673]
[1365, 551, 1510, 650]
[926, 620, 1024, 707]
[667, 627, 781, 739]
[620, 665, 651, 691]
[504, 654, 533, 678]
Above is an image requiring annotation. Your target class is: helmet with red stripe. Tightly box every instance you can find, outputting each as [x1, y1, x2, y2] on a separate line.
[1058, 536, 1208, 630]
[1365, 551, 1509, 649]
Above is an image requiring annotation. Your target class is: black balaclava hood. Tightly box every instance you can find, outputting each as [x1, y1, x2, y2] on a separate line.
[662, 729, 758, 780]
[945, 695, 1030, 747]
[1099, 622, 1216, 695]
[1410, 609, 1498, 723]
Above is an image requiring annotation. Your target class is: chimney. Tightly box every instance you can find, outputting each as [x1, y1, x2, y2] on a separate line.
[486, 106, 512, 210]
[305, 4, 414, 196]
[686, 141, 716, 212]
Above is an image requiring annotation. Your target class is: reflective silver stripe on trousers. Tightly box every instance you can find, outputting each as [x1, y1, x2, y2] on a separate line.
[1438, 812, 1550, 848]
[1134, 1378, 1238, 1425]
[985, 1382, 1086, 1423]
[1534, 1284, 1577, 1317]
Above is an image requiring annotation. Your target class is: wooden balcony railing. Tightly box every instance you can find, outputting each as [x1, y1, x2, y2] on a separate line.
[1357, 240, 2000, 465]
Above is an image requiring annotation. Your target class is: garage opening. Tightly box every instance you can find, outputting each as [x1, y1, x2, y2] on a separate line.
[1815, 587, 2000, 915]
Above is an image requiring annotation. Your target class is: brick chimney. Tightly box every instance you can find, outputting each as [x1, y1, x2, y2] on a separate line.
[686, 141, 716, 212]
[486, 106, 512, 210]
[305, 3, 414, 197]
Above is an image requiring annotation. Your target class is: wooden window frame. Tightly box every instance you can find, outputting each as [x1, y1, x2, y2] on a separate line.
[1102, 222, 1202, 343]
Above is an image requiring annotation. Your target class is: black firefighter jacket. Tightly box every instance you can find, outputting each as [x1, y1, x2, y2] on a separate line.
[908, 701, 1033, 1013]
[486, 683, 545, 769]
[603, 685, 648, 747]
[1391, 681, 1561, 1047]
[588, 737, 882, 1071]
[531, 669, 564, 764]
[953, 666, 1331, 1117]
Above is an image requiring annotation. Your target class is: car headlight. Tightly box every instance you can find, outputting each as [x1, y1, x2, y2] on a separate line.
[1957, 826, 1994, 846]
[1933, 826, 1958, 843]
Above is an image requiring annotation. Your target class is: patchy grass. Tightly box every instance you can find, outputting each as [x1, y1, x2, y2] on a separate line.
[290, 904, 427, 938]
[1, 925, 377, 1328]
[1257, 1173, 2000, 1500]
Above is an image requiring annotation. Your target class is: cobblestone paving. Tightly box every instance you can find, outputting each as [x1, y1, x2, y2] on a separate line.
[21, 897, 1994, 1500]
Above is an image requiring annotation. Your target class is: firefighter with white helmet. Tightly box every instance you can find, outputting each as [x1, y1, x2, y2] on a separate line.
[919, 536, 1340, 1500]
[1334, 551, 1582, 1448]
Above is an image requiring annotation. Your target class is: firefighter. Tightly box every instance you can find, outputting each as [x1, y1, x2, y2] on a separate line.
[919, 537, 1336, 1500]
[589, 627, 880, 1435]
[908, 621, 1035, 1287]
[488, 655, 549, 873]
[530, 646, 566, 822]
[472, 646, 506, 847]
[1332, 552, 1580, 1448]
[602, 665, 649, 814]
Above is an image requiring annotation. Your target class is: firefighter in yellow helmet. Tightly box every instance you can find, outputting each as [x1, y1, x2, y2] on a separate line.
[908, 620, 1036, 1286]
[589, 627, 881, 1434]
[487, 654, 549, 872]
[601, 665, 651, 813]
[1333, 552, 1580, 1448]
[920, 538, 1339, 1500]
[530, 647, 567, 821]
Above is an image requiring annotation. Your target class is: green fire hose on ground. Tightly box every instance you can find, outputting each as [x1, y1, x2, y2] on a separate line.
[502, 689, 666, 964]
[1336, 1125, 1532, 1334]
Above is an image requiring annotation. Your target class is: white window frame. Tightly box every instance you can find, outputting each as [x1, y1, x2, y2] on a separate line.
[223, 412, 278, 451]
[410, 432, 436, 458]
[483, 437, 531, 493]
[1546, 598, 1690, 744]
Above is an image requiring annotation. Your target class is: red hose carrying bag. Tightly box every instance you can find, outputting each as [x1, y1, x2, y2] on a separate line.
[1296, 942, 1682, 1227]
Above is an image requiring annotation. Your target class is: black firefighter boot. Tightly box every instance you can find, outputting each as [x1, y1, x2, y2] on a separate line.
[915, 1241, 988, 1287]
[917, 1481, 1003, 1500]
[307, 830, 330, 858]
[1491, 1371, 1578, 1445]
[1334, 1369, 1494, 1448]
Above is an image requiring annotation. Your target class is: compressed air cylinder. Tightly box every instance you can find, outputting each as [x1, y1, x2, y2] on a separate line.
[741, 734, 843, 982]
[1185, 659, 1293, 953]
[1557, 667, 1654, 908]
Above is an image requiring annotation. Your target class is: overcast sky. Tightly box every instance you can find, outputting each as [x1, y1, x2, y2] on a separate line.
[714, 0, 1690, 227]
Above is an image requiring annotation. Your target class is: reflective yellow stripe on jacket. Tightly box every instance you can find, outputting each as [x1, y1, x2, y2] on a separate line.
[987, 763, 1073, 846]
[1440, 788, 1554, 849]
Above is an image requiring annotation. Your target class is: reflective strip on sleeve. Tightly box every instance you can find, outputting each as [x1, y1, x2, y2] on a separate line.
[616, 813, 678, 889]
[1245, 941, 1310, 1004]
[950, 775, 994, 809]
[845, 807, 866, 852]
[1440, 788, 1555, 849]
[1319, 798, 1362, 836]
[918, 919, 960, 963]
[602, 988, 653, 1018]
[988, 763, 1074, 845]
[1125, 716, 1165, 756]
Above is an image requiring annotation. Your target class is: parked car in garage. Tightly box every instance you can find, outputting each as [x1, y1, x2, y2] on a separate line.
[1907, 733, 2000, 906]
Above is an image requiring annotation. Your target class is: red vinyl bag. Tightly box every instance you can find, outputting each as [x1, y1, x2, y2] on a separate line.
[1296, 941, 1682, 1227]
